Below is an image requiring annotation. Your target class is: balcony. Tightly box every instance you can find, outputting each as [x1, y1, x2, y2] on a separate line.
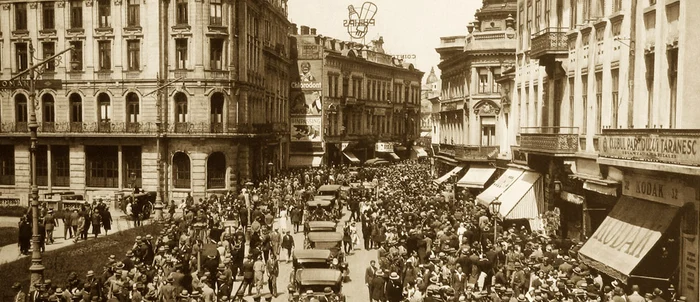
[454, 145, 500, 161]
[530, 27, 568, 60]
[465, 30, 516, 51]
[519, 127, 579, 155]
[98, 121, 112, 133]
[0, 121, 268, 137]
[42, 122, 55, 132]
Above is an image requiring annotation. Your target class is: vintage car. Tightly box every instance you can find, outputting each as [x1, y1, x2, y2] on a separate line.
[288, 268, 345, 302]
[306, 196, 341, 220]
[305, 221, 338, 233]
[317, 184, 342, 199]
[292, 249, 333, 270]
[304, 231, 349, 281]
[40, 191, 85, 212]
[119, 190, 157, 219]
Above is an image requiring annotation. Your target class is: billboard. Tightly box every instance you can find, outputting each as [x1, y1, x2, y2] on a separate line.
[291, 116, 322, 142]
[291, 59, 323, 142]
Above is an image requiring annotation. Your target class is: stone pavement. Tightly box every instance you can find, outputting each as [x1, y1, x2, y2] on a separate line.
[0, 208, 162, 265]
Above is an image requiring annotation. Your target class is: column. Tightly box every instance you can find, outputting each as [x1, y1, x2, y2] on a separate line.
[117, 145, 123, 189]
[47, 145, 52, 192]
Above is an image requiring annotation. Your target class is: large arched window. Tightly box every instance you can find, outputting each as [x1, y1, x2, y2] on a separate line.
[69, 93, 83, 132]
[15, 94, 28, 132]
[174, 92, 188, 132]
[172, 152, 190, 188]
[97, 92, 111, 132]
[210, 92, 224, 133]
[207, 152, 225, 189]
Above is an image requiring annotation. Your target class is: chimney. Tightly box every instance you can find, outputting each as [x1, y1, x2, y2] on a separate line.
[300, 26, 310, 35]
[310, 28, 317, 35]
[291, 23, 298, 35]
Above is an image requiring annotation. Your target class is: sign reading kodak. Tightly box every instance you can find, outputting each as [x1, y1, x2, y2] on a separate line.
[599, 132, 700, 166]
[622, 173, 692, 207]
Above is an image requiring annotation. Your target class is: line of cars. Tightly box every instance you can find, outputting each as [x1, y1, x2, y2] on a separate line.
[288, 185, 348, 302]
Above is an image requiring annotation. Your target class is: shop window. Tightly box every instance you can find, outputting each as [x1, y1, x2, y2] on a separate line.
[52, 145, 69, 187]
[173, 152, 191, 188]
[86, 145, 118, 188]
[0, 145, 15, 185]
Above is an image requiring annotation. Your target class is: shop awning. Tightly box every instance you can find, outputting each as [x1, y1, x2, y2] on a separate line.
[434, 166, 464, 184]
[342, 151, 360, 164]
[289, 155, 323, 167]
[387, 152, 400, 161]
[456, 164, 496, 188]
[578, 196, 679, 284]
[583, 181, 618, 196]
[476, 167, 543, 220]
[435, 155, 458, 165]
[412, 146, 428, 158]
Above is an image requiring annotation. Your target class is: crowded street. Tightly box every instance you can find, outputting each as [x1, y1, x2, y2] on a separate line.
[4, 159, 684, 302]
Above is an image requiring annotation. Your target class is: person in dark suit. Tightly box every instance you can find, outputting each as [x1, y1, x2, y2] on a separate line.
[281, 230, 295, 262]
[371, 270, 386, 302]
[365, 260, 377, 301]
[240, 256, 255, 296]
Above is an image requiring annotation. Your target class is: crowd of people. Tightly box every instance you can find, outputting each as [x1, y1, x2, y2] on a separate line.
[9, 159, 684, 302]
[17, 201, 114, 255]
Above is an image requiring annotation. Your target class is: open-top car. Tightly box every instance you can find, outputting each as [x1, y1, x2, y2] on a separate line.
[306, 195, 341, 220]
[292, 249, 333, 270]
[288, 268, 345, 302]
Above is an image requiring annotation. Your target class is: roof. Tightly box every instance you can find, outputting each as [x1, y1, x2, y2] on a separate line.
[294, 249, 332, 261]
[306, 221, 337, 231]
[307, 232, 343, 242]
[317, 185, 342, 192]
[297, 269, 343, 286]
[307, 199, 332, 207]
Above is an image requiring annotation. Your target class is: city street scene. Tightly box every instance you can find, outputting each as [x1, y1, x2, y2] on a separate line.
[0, 0, 699, 301]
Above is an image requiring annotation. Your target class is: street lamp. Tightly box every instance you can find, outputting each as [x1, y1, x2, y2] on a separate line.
[8, 42, 74, 291]
[490, 200, 502, 245]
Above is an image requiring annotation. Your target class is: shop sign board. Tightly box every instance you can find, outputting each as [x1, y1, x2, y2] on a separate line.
[375, 142, 393, 152]
[599, 132, 700, 166]
[291, 116, 322, 142]
[622, 173, 691, 208]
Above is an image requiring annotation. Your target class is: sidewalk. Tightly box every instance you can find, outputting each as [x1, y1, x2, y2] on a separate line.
[0, 208, 159, 265]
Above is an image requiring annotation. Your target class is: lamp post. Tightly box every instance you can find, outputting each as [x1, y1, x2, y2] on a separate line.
[7, 42, 74, 291]
[245, 181, 254, 224]
[490, 200, 502, 245]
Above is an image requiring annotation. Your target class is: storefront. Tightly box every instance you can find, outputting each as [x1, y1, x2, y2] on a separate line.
[476, 166, 544, 231]
[375, 142, 400, 161]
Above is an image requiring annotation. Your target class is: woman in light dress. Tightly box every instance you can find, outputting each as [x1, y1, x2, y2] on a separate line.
[279, 205, 288, 232]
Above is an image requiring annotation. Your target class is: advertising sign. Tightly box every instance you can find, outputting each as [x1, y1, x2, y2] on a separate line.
[344, 2, 377, 39]
[599, 132, 700, 166]
[291, 116, 322, 142]
[375, 142, 393, 152]
[622, 173, 690, 207]
[291, 60, 323, 91]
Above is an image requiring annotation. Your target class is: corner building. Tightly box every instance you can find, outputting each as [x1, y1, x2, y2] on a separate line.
[289, 26, 423, 167]
[0, 0, 292, 205]
[433, 0, 516, 198]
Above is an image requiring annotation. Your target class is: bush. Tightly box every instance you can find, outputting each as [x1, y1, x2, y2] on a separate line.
[0, 206, 28, 217]
[0, 227, 19, 247]
[0, 223, 163, 294]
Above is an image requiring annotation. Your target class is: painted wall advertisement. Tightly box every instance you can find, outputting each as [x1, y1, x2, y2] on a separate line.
[290, 59, 323, 143]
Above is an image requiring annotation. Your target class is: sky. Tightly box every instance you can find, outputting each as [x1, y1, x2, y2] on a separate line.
[288, 0, 482, 83]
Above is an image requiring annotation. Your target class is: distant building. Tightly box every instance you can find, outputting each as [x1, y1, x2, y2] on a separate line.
[418, 67, 440, 153]
[289, 26, 423, 167]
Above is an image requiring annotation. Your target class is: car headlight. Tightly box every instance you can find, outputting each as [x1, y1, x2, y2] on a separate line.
[332, 258, 339, 265]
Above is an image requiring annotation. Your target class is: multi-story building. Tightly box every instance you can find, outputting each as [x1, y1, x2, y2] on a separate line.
[0, 0, 291, 206]
[418, 67, 439, 152]
[289, 26, 423, 167]
[433, 0, 516, 195]
[507, 0, 699, 296]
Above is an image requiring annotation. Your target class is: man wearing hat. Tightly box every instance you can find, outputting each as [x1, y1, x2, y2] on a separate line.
[371, 269, 386, 302]
[385, 272, 403, 302]
[44, 209, 58, 244]
[652, 288, 667, 302]
[158, 276, 176, 302]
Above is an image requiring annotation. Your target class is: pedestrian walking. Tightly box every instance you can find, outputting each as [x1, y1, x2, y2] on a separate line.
[101, 205, 113, 235]
[281, 230, 294, 262]
[44, 209, 58, 244]
[266, 253, 278, 297]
